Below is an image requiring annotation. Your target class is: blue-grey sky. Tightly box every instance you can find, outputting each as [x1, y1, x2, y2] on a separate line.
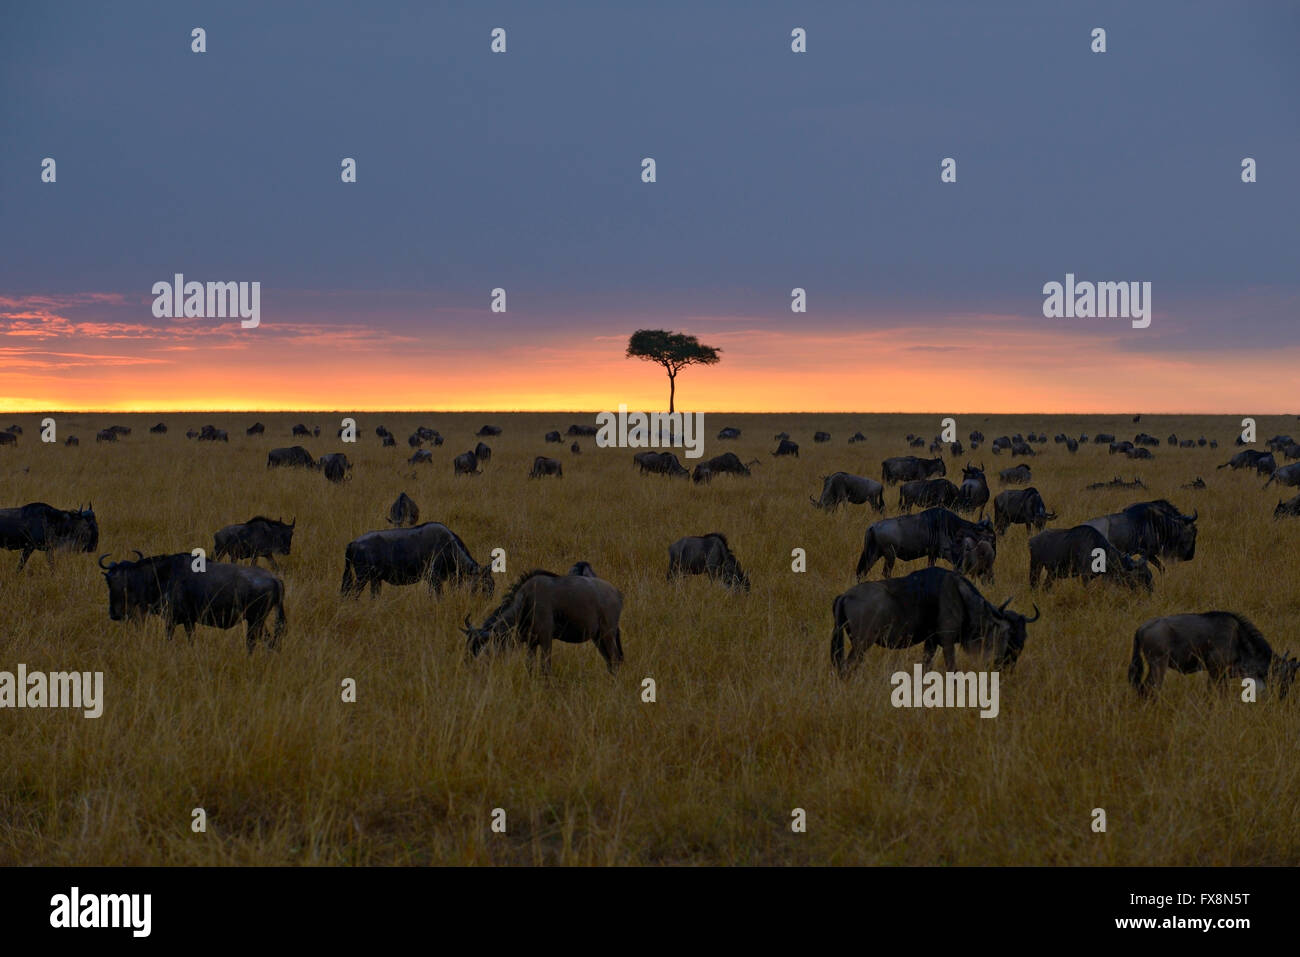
[2, 0, 1297, 411]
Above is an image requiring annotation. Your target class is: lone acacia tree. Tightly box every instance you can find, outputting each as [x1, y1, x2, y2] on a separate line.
[625, 329, 722, 414]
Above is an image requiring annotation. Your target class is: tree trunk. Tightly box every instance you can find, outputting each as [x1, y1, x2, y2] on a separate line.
[668, 371, 676, 414]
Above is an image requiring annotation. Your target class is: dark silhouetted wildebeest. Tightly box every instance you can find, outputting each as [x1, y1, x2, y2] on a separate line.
[474, 441, 492, 463]
[775, 432, 790, 441]
[1085, 475, 1145, 490]
[0, 502, 98, 570]
[955, 537, 996, 585]
[341, 522, 493, 598]
[387, 492, 419, 527]
[375, 425, 391, 439]
[1083, 499, 1197, 563]
[95, 429, 117, 443]
[197, 425, 228, 442]
[476, 425, 502, 437]
[268, 446, 316, 469]
[773, 439, 799, 457]
[567, 424, 598, 437]
[1218, 449, 1275, 474]
[1027, 525, 1155, 592]
[692, 452, 755, 483]
[999, 464, 1032, 485]
[64, 436, 79, 446]
[409, 449, 433, 465]
[246, 422, 265, 436]
[0, 432, 16, 447]
[881, 455, 946, 485]
[4, 425, 21, 435]
[382, 434, 396, 447]
[830, 566, 1036, 677]
[544, 431, 562, 443]
[571, 442, 581, 454]
[716, 427, 741, 440]
[634, 450, 689, 477]
[185, 429, 198, 439]
[1181, 477, 1207, 490]
[1066, 438, 1079, 453]
[1094, 433, 1115, 444]
[856, 508, 994, 579]
[814, 431, 831, 443]
[993, 488, 1056, 535]
[319, 453, 352, 483]
[955, 463, 989, 515]
[1263, 463, 1300, 488]
[848, 431, 866, 444]
[1274, 494, 1300, 518]
[149, 422, 167, 434]
[292, 424, 312, 437]
[453, 451, 480, 475]
[100, 551, 285, 653]
[898, 477, 960, 512]
[667, 533, 750, 592]
[1129, 612, 1298, 699]
[463, 569, 623, 674]
[810, 472, 885, 512]
[529, 456, 563, 478]
[213, 516, 294, 570]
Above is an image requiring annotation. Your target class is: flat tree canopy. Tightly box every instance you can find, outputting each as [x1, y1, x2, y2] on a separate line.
[625, 329, 722, 413]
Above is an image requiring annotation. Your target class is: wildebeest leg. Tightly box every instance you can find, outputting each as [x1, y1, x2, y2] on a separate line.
[530, 616, 554, 676]
[44, 548, 55, 569]
[882, 556, 894, 577]
[340, 560, 358, 598]
[940, 635, 958, 672]
[16, 546, 34, 571]
[246, 619, 261, 655]
[265, 553, 280, 572]
[595, 627, 622, 675]
[184, 623, 196, 643]
[1143, 656, 1167, 695]
[922, 640, 938, 671]
[370, 576, 381, 597]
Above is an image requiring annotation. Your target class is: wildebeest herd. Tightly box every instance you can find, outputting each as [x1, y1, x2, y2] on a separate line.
[2, 415, 1298, 700]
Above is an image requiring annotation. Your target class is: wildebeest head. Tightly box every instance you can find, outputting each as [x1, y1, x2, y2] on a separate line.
[985, 598, 1039, 670]
[1270, 652, 1299, 700]
[99, 550, 162, 622]
[1118, 553, 1155, 592]
[56, 503, 98, 553]
[720, 552, 751, 593]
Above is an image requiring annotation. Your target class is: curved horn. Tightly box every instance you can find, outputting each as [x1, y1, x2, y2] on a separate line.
[1188, 509, 1198, 522]
[290, 516, 296, 527]
[132, 549, 144, 561]
[98, 553, 112, 569]
[1025, 604, 1041, 623]
[997, 597, 1013, 614]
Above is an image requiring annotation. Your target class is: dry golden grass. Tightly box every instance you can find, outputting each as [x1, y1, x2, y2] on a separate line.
[0, 411, 1298, 865]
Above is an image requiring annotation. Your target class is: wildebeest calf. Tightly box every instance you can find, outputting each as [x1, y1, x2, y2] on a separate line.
[213, 516, 295, 570]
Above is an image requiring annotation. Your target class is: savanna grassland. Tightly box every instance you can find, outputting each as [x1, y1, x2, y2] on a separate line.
[1, 411, 1298, 866]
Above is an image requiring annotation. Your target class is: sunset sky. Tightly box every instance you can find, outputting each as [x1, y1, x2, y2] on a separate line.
[2, 1, 1297, 413]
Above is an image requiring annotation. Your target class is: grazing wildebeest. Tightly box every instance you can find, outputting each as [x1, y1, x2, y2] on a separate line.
[246, 422, 265, 436]
[1266, 435, 1294, 452]
[1274, 494, 1300, 518]
[382, 434, 396, 447]
[387, 492, 419, 526]
[848, 431, 866, 443]
[1135, 433, 1160, 447]
[1010, 440, 1035, 457]
[955, 463, 989, 515]
[999, 464, 1032, 485]
[341, 522, 493, 598]
[476, 425, 502, 436]
[107, 425, 131, 436]
[1181, 476, 1207, 490]
[1110, 441, 1134, 454]
[4, 425, 21, 435]
[810, 472, 885, 512]
[990, 436, 1011, 455]
[0, 432, 16, 447]
[969, 430, 985, 444]
[267, 446, 316, 469]
[463, 569, 623, 674]
[319, 452, 352, 483]
[185, 429, 198, 439]
[567, 424, 598, 437]
[474, 441, 492, 462]
[64, 436, 79, 446]
[415, 427, 440, 442]
[1027, 525, 1155, 592]
[814, 431, 831, 443]
[1282, 442, 1300, 461]
[1083, 499, 1197, 563]
[773, 439, 799, 457]
[1129, 612, 1298, 699]
[993, 488, 1056, 535]
[950, 440, 965, 457]
[1263, 463, 1300, 488]
[197, 425, 229, 442]
[666, 533, 750, 592]
[1125, 447, 1154, 460]
[1066, 438, 1079, 453]
[571, 442, 581, 454]
[149, 422, 167, 434]
[0, 503, 99, 570]
[1218, 449, 1275, 473]
[633, 450, 689, 477]
[409, 449, 433, 465]
[99, 552, 285, 654]
[1167, 434, 1178, 446]
[856, 508, 994, 579]
[830, 566, 1036, 677]
[717, 427, 742, 440]
[292, 424, 312, 437]
[1179, 439, 1195, 448]
[544, 431, 563, 443]
[692, 452, 755, 483]
[453, 451, 480, 475]
[881, 455, 946, 485]
[408, 433, 422, 448]
[898, 478, 960, 512]
[1094, 433, 1115, 444]
[908, 437, 926, 448]
[375, 425, 391, 439]
[95, 429, 117, 443]
[213, 516, 295, 570]
[530, 456, 563, 478]
[1085, 475, 1146, 490]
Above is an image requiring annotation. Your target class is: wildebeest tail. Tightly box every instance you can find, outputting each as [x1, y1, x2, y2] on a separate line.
[272, 579, 287, 642]
[830, 594, 850, 677]
[855, 531, 876, 579]
[1127, 629, 1145, 690]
